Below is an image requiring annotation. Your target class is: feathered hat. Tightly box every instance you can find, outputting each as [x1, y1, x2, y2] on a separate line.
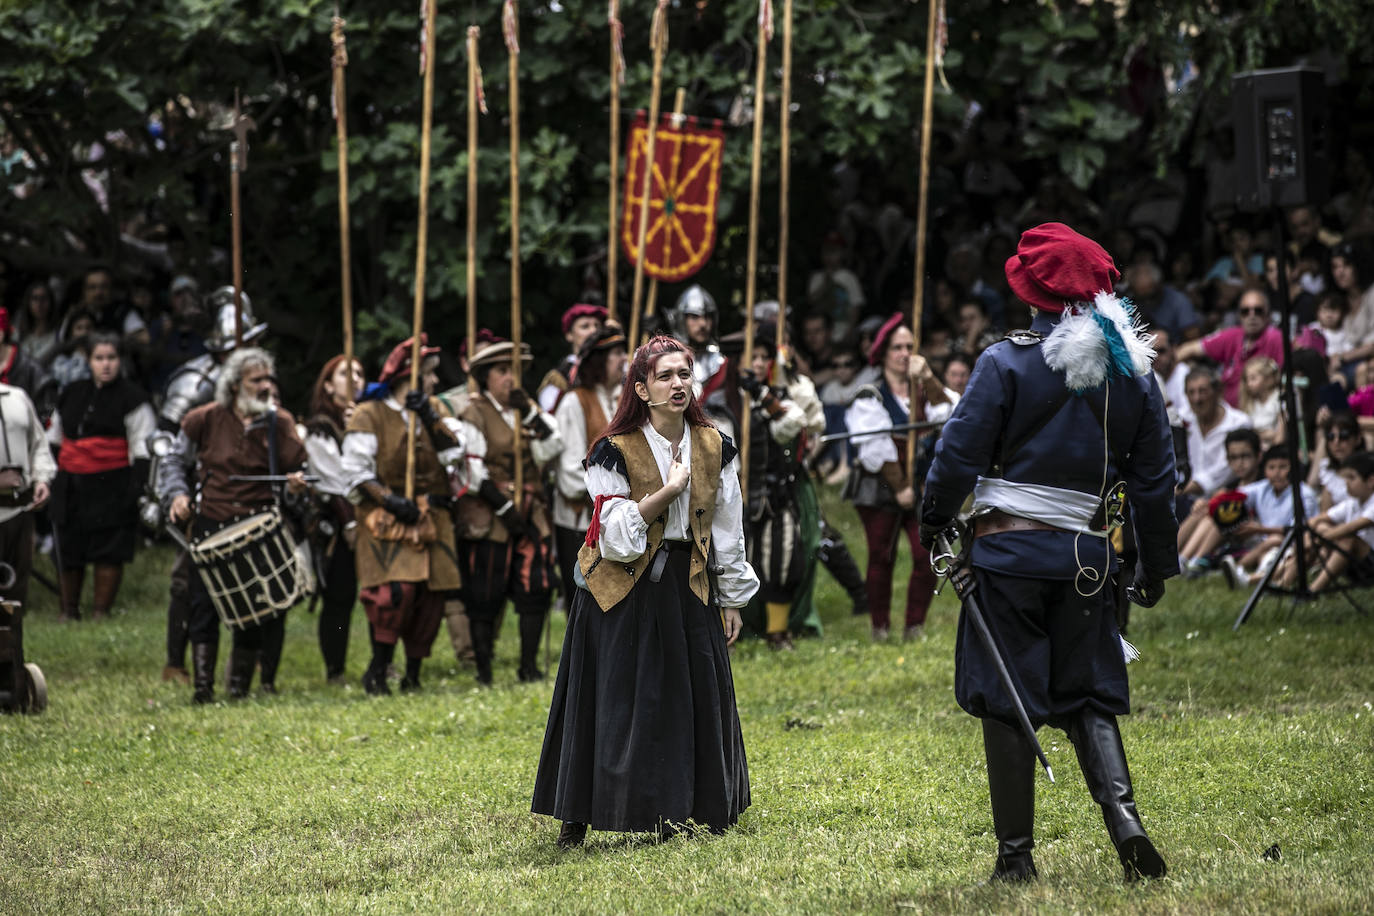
[1005, 222, 1155, 392]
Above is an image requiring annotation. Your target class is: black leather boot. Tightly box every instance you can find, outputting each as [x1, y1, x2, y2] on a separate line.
[191, 641, 217, 705]
[818, 522, 868, 617]
[1068, 708, 1167, 881]
[258, 616, 285, 694]
[983, 717, 1039, 882]
[556, 821, 587, 849]
[471, 618, 495, 686]
[362, 640, 395, 696]
[226, 647, 259, 699]
[399, 657, 422, 692]
[517, 612, 546, 682]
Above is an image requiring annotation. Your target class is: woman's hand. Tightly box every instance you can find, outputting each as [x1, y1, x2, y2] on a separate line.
[895, 485, 915, 510]
[723, 607, 743, 646]
[665, 458, 690, 496]
[908, 354, 935, 385]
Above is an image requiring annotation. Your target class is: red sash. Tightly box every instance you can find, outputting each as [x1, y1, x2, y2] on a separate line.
[58, 436, 129, 474]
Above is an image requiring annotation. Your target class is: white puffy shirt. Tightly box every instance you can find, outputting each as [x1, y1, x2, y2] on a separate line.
[585, 421, 760, 609]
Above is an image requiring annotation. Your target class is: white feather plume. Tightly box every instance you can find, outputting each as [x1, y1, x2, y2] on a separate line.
[1041, 291, 1156, 392]
[1042, 306, 1107, 391]
[1093, 290, 1156, 376]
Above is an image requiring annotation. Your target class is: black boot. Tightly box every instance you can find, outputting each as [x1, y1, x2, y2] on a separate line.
[362, 640, 395, 696]
[399, 657, 422, 693]
[556, 821, 587, 849]
[226, 647, 259, 699]
[819, 523, 868, 617]
[1068, 708, 1167, 881]
[258, 615, 285, 694]
[517, 612, 546, 682]
[471, 618, 495, 686]
[983, 718, 1039, 882]
[191, 642, 218, 705]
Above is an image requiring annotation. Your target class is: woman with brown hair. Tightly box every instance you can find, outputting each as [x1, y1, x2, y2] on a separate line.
[843, 313, 957, 641]
[49, 333, 155, 620]
[551, 326, 627, 603]
[532, 335, 758, 848]
[304, 354, 366, 683]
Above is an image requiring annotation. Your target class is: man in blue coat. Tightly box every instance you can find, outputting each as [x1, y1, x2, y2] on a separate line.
[921, 223, 1178, 883]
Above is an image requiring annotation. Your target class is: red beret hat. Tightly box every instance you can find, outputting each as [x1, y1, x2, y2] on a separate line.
[561, 303, 607, 335]
[1004, 222, 1120, 314]
[378, 333, 440, 384]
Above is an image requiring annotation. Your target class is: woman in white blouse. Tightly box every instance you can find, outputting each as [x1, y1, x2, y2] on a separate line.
[302, 354, 365, 684]
[532, 335, 759, 849]
[551, 327, 627, 603]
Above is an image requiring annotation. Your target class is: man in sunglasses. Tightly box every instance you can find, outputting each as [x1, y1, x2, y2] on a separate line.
[1175, 285, 1284, 407]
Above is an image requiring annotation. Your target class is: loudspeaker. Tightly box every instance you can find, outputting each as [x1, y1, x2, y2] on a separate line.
[1231, 67, 1329, 212]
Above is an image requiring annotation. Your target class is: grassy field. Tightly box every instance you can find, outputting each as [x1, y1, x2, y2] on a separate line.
[3, 490, 1373, 914]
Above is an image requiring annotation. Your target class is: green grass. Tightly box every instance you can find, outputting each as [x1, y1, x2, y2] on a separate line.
[3, 490, 1373, 914]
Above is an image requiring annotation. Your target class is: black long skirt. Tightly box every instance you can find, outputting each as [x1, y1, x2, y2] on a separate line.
[531, 543, 750, 833]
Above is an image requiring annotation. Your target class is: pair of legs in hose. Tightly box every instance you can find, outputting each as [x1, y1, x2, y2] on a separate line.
[857, 506, 935, 641]
[460, 535, 554, 685]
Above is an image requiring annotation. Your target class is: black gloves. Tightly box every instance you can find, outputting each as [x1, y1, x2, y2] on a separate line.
[507, 388, 532, 414]
[404, 389, 441, 429]
[383, 493, 421, 526]
[1126, 568, 1166, 608]
[919, 513, 953, 553]
[478, 479, 539, 542]
[738, 368, 765, 399]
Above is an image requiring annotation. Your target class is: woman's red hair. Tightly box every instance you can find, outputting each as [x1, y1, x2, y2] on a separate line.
[309, 354, 364, 425]
[588, 335, 715, 460]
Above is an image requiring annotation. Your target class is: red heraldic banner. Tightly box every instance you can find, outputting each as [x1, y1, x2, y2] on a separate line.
[620, 112, 725, 283]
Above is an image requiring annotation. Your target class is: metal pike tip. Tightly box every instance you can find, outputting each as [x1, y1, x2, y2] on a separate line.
[1044, 765, 1056, 785]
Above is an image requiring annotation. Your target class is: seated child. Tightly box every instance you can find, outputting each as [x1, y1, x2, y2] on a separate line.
[1292, 452, 1374, 592]
[1221, 445, 1319, 587]
[1179, 428, 1261, 570]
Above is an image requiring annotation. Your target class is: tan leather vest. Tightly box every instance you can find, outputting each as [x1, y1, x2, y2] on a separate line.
[577, 424, 722, 612]
[462, 394, 540, 488]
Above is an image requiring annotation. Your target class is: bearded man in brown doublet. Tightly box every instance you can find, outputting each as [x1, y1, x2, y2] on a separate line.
[454, 335, 563, 685]
[342, 336, 466, 696]
[160, 348, 309, 704]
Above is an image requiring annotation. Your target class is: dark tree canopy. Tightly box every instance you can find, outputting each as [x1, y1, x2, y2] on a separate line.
[2, 0, 1371, 395]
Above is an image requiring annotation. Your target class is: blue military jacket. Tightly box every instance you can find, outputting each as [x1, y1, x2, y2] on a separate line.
[923, 311, 1179, 582]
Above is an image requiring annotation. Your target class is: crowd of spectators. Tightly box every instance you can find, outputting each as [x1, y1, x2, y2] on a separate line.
[4, 138, 1374, 638]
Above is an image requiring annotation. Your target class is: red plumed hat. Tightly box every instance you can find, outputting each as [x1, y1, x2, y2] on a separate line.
[1004, 222, 1120, 314]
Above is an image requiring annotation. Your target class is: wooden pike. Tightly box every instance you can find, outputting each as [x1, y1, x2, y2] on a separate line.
[776, 0, 793, 361]
[906, 0, 939, 481]
[506, 0, 525, 509]
[405, 0, 439, 501]
[229, 88, 254, 347]
[628, 0, 669, 349]
[331, 9, 355, 400]
[740, 1, 772, 501]
[607, 0, 625, 324]
[467, 25, 484, 367]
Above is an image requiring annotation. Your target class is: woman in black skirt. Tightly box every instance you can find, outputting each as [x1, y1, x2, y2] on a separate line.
[531, 335, 759, 848]
[50, 333, 155, 620]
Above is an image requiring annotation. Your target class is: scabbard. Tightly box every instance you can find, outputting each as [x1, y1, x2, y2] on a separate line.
[940, 534, 1056, 784]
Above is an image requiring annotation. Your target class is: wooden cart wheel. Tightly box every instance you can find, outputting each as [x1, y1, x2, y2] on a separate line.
[23, 663, 46, 714]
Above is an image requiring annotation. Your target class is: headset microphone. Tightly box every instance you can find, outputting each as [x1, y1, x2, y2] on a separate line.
[647, 399, 671, 407]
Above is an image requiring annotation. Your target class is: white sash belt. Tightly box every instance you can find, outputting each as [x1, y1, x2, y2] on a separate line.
[972, 477, 1107, 538]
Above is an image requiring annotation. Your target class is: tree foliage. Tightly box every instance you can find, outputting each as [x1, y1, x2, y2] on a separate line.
[1, 0, 1371, 386]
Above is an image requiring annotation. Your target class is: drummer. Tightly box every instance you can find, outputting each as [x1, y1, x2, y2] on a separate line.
[158, 347, 309, 704]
